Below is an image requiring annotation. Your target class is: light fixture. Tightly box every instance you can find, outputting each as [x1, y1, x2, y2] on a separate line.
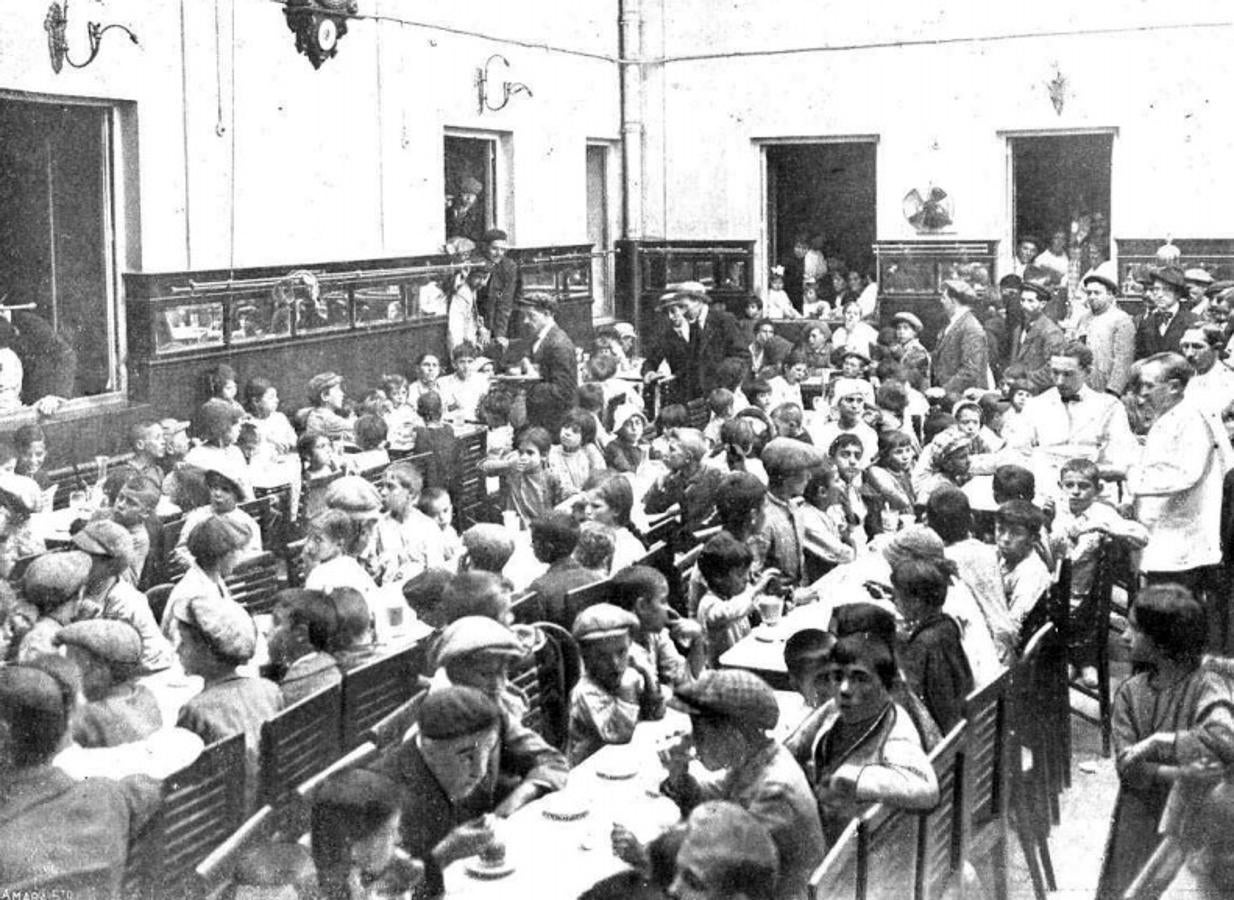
[283, 0, 357, 70]
[476, 54, 533, 115]
[44, 0, 138, 74]
[1046, 66, 1068, 116]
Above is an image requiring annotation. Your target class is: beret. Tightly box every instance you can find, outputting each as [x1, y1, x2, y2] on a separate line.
[891, 312, 923, 332]
[460, 523, 515, 557]
[1081, 261, 1119, 295]
[307, 372, 344, 400]
[458, 176, 483, 195]
[681, 801, 779, 879]
[760, 437, 825, 475]
[0, 666, 66, 715]
[72, 519, 134, 563]
[54, 619, 141, 666]
[515, 292, 558, 315]
[671, 669, 778, 730]
[481, 229, 508, 245]
[883, 524, 947, 570]
[434, 616, 526, 668]
[1185, 268, 1214, 285]
[1019, 281, 1052, 302]
[832, 378, 874, 404]
[325, 476, 382, 518]
[937, 431, 974, 460]
[23, 550, 93, 608]
[572, 603, 638, 642]
[1150, 266, 1188, 292]
[176, 594, 257, 662]
[419, 684, 501, 740]
[0, 473, 45, 516]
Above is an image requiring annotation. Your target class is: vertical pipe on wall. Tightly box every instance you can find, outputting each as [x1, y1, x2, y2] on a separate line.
[619, 0, 643, 241]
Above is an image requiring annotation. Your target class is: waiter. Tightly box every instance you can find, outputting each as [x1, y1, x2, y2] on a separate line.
[517, 293, 577, 434]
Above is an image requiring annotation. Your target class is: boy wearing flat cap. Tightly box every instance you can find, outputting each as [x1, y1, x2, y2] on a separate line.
[54, 618, 162, 747]
[758, 438, 826, 586]
[174, 463, 263, 567]
[892, 312, 931, 386]
[14, 549, 92, 664]
[567, 603, 664, 765]
[73, 519, 174, 674]
[0, 663, 161, 896]
[616, 669, 823, 900]
[304, 371, 356, 444]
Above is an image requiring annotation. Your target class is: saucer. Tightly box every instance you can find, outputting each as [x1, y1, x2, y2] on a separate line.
[595, 755, 639, 780]
[466, 857, 515, 879]
[542, 793, 589, 821]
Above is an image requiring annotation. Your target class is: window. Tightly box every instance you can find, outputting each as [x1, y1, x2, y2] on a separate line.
[444, 134, 503, 245]
[0, 97, 122, 409]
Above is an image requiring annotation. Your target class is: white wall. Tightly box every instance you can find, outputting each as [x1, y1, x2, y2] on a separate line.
[0, 0, 620, 272]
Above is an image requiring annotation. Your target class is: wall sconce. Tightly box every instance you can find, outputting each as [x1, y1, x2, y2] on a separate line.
[476, 54, 533, 115]
[44, 0, 138, 74]
[283, 0, 357, 70]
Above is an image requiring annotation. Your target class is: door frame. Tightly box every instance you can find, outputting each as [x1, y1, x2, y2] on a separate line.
[586, 139, 621, 323]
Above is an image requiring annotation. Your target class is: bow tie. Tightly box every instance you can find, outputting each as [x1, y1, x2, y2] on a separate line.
[1060, 393, 1081, 404]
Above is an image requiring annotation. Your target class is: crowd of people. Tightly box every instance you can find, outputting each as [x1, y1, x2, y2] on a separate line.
[2, 242, 1234, 899]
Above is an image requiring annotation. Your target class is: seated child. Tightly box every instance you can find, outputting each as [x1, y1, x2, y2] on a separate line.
[799, 466, 856, 573]
[311, 769, 423, 900]
[401, 569, 455, 633]
[267, 588, 344, 705]
[127, 421, 166, 487]
[1049, 458, 1148, 687]
[407, 352, 444, 413]
[762, 266, 801, 319]
[175, 465, 263, 565]
[303, 509, 381, 629]
[770, 403, 809, 443]
[828, 432, 878, 546]
[349, 413, 390, 472]
[783, 628, 837, 709]
[243, 377, 299, 460]
[412, 392, 458, 490]
[866, 430, 917, 515]
[229, 843, 317, 900]
[587, 352, 643, 415]
[911, 432, 973, 504]
[441, 572, 516, 626]
[381, 373, 421, 453]
[480, 426, 565, 527]
[298, 433, 340, 521]
[53, 619, 162, 748]
[703, 388, 735, 448]
[328, 586, 378, 672]
[992, 463, 1035, 504]
[372, 461, 445, 586]
[604, 405, 648, 473]
[548, 409, 606, 496]
[418, 487, 463, 571]
[995, 499, 1053, 641]
[437, 341, 491, 423]
[703, 417, 768, 485]
[999, 376, 1033, 445]
[889, 557, 974, 734]
[303, 372, 356, 444]
[609, 564, 701, 689]
[695, 532, 781, 665]
[574, 521, 617, 577]
[644, 428, 723, 540]
[649, 404, 689, 461]
[576, 382, 614, 448]
[478, 387, 516, 458]
[460, 524, 516, 575]
[745, 379, 774, 416]
[568, 603, 665, 765]
[768, 351, 810, 411]
[14, 550, 91, 664]
[13, 423, 49, 489]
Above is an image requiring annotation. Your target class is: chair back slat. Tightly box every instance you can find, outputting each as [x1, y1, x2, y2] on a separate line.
[364, 683, 429, 748]
[563, 577, 612, 627]
[224, 551, 281, 614]
[125, 732, 247, 896]
[809, 817, 859, 900]
[340, 647, 418, 750]
[510, 590, 543, 626]
[160, 517, 189, 582]
[917, 722, 967, 900]
[860, 802, 920, 900]
[258, 684, 342, 805]
[961, 669, 1011, 828]
[193, 804, 278, 895]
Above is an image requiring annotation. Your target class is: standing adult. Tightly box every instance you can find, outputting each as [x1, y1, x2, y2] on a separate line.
[481, 229, 519, 352]
[642, 290, 697, 407]
[931, 280, 990, 395]
[1127, 353, 1231, 646]
[1181, 324, 1234, 414]
[1134, 266, 1198, 360]
[445, 175, 486, 244]
[1075, 262, 1135, 394]
[684, 283, 752, 398]
[1033, 229, 1069, 281]
[1011, 235, 1041, 279]
[1008, 281, 1066, 393]
[780, 235, 808, 312]
[749, 319, 793, 376]
[517, 294, 577, 435]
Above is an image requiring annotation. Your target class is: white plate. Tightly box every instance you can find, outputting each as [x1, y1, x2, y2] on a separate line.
[595, 755, 639, 780]
[465, 857, 515, 880]
[541, 793, 589, 821]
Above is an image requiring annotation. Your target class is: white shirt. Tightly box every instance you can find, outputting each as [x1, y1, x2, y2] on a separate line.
[856, 282, 879, 319]
[1035, 250, 1069, 279]
[1185, 363, 1234, 416]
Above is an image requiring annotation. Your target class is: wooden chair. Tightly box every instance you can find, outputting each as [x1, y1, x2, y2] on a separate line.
[673, 543, 704, 616]
[514, 621, 580, 749]
[808, 817, 860, 900]
[453, 428, 490, 531]
[146, 583, 174, 625]
[224, 551, 282, 614]
[960, 670, 1012, 900]
[1071, 538, 1125, 757]
[563, 576, 612, 626]
[282, 538, 307, 588]
[641, 509, 682, 551]
[258, 684, 343, 806]
[364, 682, 430, 747]
[634, 539, 672, 576]
[860, 800, 921, 900]
[124, 733, 247, 898]
[339, 645, 418, 750]
[192, 804, 280, 899]
[685, 396, 710, 430]
[240, 493, 284, 556]
[1011, 625, 1058, 900]
[359, 461, 390, 488]
[917, 722, 968, 900]
[510, 589, 544, 626]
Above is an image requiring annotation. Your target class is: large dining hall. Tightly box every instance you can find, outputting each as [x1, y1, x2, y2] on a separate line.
[2, 1, 1234, 898]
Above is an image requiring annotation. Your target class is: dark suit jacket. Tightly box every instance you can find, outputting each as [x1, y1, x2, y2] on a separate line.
[643, 324, 696, 406]
[526, 325, 578, 433]
[483, 256, 520, 341]
[931, 309, 989, 394]
[1010, 315, 1066, 393]
[691, 308, 751, 397]
[753, 333, 794, 376]
[1134, 307, 1199, 360]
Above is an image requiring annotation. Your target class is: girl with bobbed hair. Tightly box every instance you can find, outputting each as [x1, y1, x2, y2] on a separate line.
[583, 471, 643, 573]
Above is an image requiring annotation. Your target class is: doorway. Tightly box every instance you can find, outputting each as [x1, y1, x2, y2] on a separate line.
[1009, 132, 1113, 279]
[586, 143, 616, 320]
[764, 140, 877, 305]
[443, 134, 498, 245]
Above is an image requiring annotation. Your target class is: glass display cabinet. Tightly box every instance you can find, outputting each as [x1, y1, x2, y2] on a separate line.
[874, 240, 998, 343]
[1115, 238, 1234, 317]
[615, 239, 755, 328]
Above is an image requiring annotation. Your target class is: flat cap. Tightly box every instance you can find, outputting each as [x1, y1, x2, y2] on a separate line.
[434, 616, 526, 668]
[1019, 281, 1052, 302]
[516, 292, 558, 314]
[942, 279, 978, 305]
[23, 550, 93, 608]
[936, 431, 974, 460]
[160, 417, 191, 436]
[54, 619, 142, 666]
[481, 228, 508, 245]
[572, 603, 638, 642]
[883, 524, 948, 569]
[307, 372, 344, 401]
[458, 176, 483, 195]
[1150, 265, 1188, 292]
[1185, 268, 1214, 285]
[760, 437, 825, 475]
[0, 666, 67, 715]
[419, 684, 502, 740]
[1081, 261, 1119, 294]
[681, 801, 779, 880]
[325, 476, 382, 518]
[0, 473, 45, 516]
[891, 312, 923, 332]
[832, 377, 874, 404]
[72, 519, 134, 563]
[176, 594, 257, 662]
[672, 669, 779, 730]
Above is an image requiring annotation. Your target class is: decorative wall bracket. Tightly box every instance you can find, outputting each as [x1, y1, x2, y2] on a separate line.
[283, 0, 357, 70]
[476, 54, 534, 115]
[1047, 66, 1069, 116]
[44, 0, 138, 73]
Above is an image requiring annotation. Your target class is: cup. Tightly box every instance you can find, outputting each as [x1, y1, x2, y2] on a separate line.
[386, 604, 405, 631]
[757, 594, 784, 627]
[501, 510, 521, 532]
[881, 509, 901, 533]
[900, 512, 917, 531]
[69, 489, 88, 512]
